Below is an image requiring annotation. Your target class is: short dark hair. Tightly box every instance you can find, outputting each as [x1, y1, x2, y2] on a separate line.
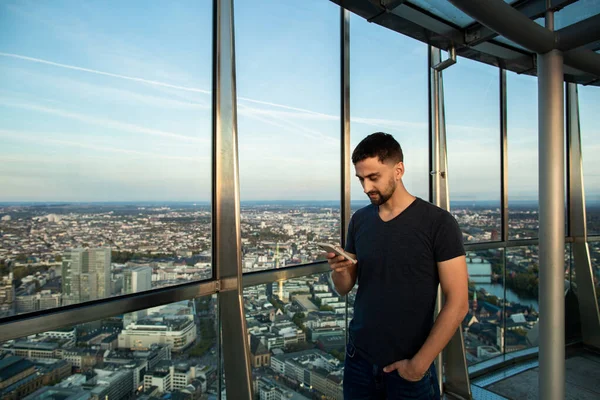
[351, 132, 403, 165]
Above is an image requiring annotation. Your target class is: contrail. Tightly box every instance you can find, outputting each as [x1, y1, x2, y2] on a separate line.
[0, 52, 211, 94]
[0, 52, 440, 132]
[1, 52, 341, 118]
[238, 96, 333, 117]
[0, 100, 206, 143]
[0, 130, 203, 162]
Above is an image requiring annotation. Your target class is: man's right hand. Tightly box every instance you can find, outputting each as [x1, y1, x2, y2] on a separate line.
[326, 252, 355, 274]
[327, 251, 357, 296]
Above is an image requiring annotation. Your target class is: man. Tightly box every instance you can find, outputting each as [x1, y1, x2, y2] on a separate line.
[327, 132, 469, 399]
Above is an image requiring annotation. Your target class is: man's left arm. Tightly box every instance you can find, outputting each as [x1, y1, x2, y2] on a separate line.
[384, 255, 469, 380]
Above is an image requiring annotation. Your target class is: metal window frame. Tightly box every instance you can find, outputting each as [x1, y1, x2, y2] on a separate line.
[341, 7, 351, 347]
[331, 0, 600, 86]
[566, 82, 600, 349]
[212, 0, 253, 398]
[429, 45, 471, 399]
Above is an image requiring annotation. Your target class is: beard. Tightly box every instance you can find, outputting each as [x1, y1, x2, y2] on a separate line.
[366, 178, 396, 206]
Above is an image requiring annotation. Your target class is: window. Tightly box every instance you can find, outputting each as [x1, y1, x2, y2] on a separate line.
[244, 273, 345, 399]
[0, 296, 218, 399]
[445, 58, 501, 242]
[463, 249, 504, 365]
[507, 73, 539, 239]
[0, 0, 213, 317]
[504, 246, 540, 354]
[235, 0, 341, 272]
[350, 16, 428, 208]
[580, 85, 600, 236]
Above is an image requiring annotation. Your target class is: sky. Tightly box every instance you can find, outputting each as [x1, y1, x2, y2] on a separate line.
[0, 0, 599, 203]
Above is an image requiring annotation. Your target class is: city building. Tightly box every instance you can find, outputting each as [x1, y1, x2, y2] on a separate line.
[62, 248, 111, 304]
[0, 356, 44, 400]
[118, 318, 197, 352]
[88, 368, 133, 400]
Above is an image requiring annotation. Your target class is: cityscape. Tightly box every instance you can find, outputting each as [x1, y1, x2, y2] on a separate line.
[0, 201, 598, 399]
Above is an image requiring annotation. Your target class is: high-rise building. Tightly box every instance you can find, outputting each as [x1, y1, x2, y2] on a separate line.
[0, 272, 15, 317]
[123, 267, 152, 294]
[62, 248, 111, 304]
[61, 249, 83, 300]
[122, 266, 152, 327]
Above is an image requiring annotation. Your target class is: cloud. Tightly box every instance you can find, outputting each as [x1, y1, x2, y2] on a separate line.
[0, 52, 446, 140]
[0, 53, 211, 95]
[0, 65, 211, 111]
[0, 99, 206, 143]
[0, 129, 206, 162]
[237, 103, 337, 144]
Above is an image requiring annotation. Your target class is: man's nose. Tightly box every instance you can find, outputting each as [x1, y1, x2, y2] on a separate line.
[363, 182, 373, 194]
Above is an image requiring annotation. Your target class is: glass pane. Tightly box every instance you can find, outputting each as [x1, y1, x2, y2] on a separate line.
[0, 1, 212, 319]
[508, 73, 539, 239]
[564, 243, 581, 343]
[244, 274, 345, 399]
[495, 36, 528, 51]
[493, 19, 544, 74]
[0, 296, 218, 399]
[580, 85, 600, 235]
[504, 246, 540, 354]
[463, 249, 504, 365]
[588, 242, 600, 305]
[408, 0, 475, 27]
[236, 0, 341, 272]
[445, 58, 501, 243]
[350, 15, 428, 210]
[554, 0, 600, 30]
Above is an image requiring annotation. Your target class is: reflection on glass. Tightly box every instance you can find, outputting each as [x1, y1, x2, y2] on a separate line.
[503, 246, 540, 354]
[0, 0, 213, 317]
[554, 0, 600, 30]
[463, 249, 504, 365]
[587, 243, 600, 305]
[350, 15, 428, 205]
[244, 274, 345, 400]
[408, 0, 474, 27]
[564, 243, 581, 343]
[0, 296, 218, 399]
[508, 73, 539, 239]
[240, 204, 341, 272]
[580, 85, 600, 235]
[445, 58, 501, 243]
[236, 0, 341, 272]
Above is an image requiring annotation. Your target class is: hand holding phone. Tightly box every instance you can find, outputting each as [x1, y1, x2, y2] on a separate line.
[316, 242, 357, 264]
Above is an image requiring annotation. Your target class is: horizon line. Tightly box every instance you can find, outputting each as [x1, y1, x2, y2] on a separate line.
[0, 199, 551, 205]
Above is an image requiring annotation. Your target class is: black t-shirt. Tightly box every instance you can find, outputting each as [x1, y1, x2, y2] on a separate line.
[346, 197, 465, 367]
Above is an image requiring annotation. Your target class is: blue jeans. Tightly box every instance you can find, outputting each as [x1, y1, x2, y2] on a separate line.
[343, 338, 441, 399]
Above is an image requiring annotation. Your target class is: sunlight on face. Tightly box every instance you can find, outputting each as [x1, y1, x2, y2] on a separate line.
[354, 157, 400, 206]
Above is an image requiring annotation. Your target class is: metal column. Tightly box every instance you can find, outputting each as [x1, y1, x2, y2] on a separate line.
[340, 8, 351, 343]
[212, 0, 253, 398]
[566, 82, 600, 348]
[537, 11, 565, 400]
[500, 69, 509, 244]
[428, 45, 471, 399]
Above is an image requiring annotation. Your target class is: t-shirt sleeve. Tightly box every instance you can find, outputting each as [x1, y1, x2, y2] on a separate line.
[345, 216, 356, 254]
[433, 211, 465, 263]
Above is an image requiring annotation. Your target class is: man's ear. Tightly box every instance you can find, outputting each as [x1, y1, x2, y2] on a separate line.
[395, 161, 405, 180]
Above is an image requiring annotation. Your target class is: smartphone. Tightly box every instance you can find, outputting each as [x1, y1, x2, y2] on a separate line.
[316, 242, 357, 264]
